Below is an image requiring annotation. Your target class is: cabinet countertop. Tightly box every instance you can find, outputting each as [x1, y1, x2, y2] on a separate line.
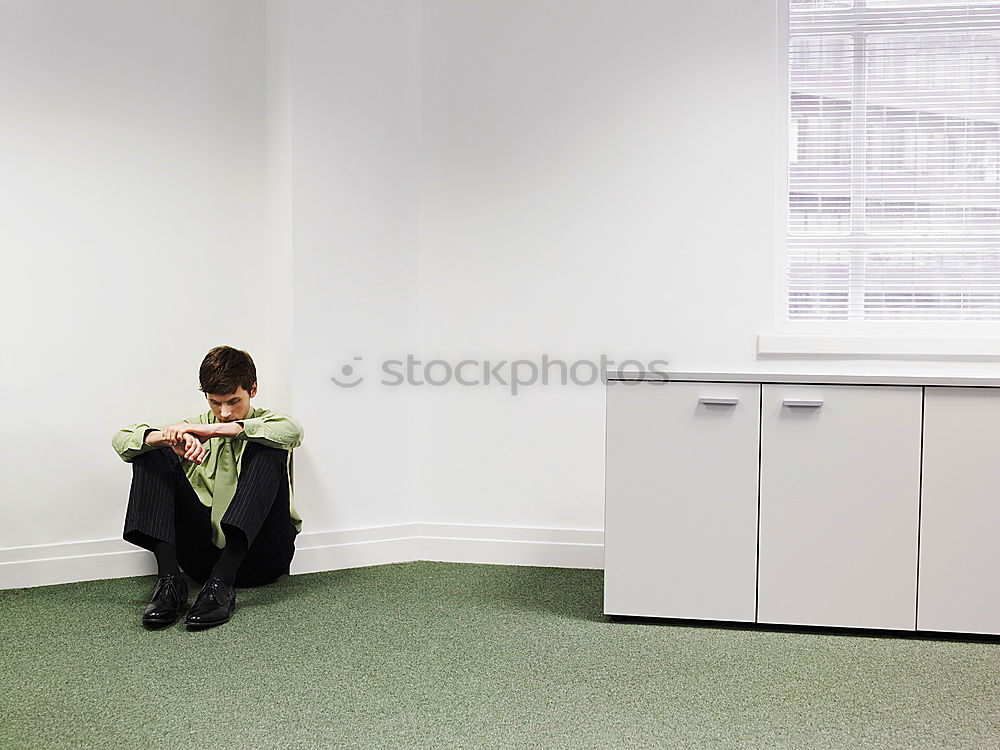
[604, 370, 1000, 387]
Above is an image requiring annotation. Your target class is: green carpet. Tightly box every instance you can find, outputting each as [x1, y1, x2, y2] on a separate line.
[1, 561, 998, 749]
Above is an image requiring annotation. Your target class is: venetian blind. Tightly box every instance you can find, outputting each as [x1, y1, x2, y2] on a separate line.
[787, 0, 1000, 321]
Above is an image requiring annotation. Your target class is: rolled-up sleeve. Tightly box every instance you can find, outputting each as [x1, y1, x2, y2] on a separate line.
[238, 411, 303, 450]
[111, 423, 160, 463]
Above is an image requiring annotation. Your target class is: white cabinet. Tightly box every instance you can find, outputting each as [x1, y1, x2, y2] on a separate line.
[604, 380, 760, 621]
[756, 385, 923, 630]
[604, 372, 1000, 635]
[918, 388, 1000, 635]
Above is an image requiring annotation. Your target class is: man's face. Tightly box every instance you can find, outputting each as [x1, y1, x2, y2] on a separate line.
[206, 383, 257, 423]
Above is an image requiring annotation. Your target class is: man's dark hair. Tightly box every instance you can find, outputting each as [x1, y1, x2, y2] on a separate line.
[199, 346, 257, 395]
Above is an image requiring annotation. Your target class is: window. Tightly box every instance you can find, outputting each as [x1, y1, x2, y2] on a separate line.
[786, 0, 1000, 323]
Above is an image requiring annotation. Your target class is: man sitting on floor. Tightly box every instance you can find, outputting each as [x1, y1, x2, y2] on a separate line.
[111, 345, 304, 629]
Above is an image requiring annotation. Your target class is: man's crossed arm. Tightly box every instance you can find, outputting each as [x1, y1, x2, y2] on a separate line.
[142, 422, 245, 465]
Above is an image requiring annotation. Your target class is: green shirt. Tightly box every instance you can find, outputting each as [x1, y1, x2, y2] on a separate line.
[111, 407, 304, 548]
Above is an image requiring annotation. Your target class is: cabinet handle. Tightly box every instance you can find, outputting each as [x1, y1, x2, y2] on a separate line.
[782, 399, 824, 408]
[699, 397, 740, 406]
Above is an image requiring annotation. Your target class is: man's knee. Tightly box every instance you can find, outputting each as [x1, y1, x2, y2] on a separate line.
[243, 441, 287, 467]
[131, 446, 175, 472]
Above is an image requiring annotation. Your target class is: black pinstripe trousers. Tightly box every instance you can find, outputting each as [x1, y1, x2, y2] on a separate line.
[122, 441, 298, 588]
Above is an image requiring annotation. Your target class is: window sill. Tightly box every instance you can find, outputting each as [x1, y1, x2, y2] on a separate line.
[757, 331, 1000, 361]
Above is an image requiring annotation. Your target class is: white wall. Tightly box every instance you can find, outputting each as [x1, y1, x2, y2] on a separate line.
[285, 0, 423, 530]
[0, 0, 275, 549]
[416, 0, 777, 529]
[264, 0, 295, 411]
[7, 0, 1000, 582]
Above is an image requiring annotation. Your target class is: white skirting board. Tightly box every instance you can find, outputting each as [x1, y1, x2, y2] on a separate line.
[0, 524, 605, 590]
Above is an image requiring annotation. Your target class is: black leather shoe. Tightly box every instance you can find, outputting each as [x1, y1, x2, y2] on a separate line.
[184, 577, 236, 629]
[142, 572, 189, 626]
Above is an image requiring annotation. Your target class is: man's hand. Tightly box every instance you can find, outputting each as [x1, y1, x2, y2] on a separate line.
[153, 422, 243, 464]
[169, 433, 208, 464]
[162, 423, 217, 445]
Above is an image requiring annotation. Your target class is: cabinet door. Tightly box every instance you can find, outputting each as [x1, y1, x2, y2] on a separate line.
[757, 384, 921, 630]
[604, 380, 760, 621]
[918, 388, 1000, 635]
